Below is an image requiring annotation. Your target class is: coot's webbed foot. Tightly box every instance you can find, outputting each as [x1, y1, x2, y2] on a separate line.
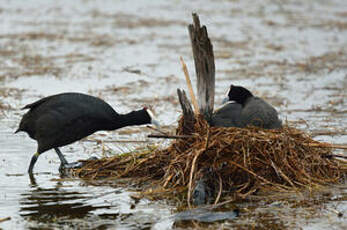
[59, 162, 84, 173]
[58, 156, 98, 174]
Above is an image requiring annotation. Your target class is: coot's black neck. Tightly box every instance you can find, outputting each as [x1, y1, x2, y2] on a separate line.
[110, 109, 151, 130]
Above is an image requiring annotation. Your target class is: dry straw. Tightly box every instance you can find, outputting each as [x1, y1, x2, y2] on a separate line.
[73, 115, 346, 204]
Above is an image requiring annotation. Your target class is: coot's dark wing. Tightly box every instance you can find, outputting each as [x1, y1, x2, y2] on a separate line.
[211, 103, 242, 127]
[240, 97, 281, 129]
[19, 93, 120, 152]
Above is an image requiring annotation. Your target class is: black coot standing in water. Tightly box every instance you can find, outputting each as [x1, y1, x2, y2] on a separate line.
[15, 92, 160, 174]
[219, 85, 282, 129]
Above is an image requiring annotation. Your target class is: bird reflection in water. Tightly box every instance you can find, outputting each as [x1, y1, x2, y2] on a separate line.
[20, 173, 111, 222]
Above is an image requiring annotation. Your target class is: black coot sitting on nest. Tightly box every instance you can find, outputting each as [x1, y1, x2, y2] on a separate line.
[214, 85, 282, 129]
[195, 85, 281, 206]
[15, 92, 160, 174]
[210, 102, 242, 127]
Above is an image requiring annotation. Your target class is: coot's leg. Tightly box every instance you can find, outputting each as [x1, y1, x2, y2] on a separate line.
[55, 148, 98, 174]
[55, 147, 86, 173]
[54, 148, 68, 165]
[28, 152, 40, 174]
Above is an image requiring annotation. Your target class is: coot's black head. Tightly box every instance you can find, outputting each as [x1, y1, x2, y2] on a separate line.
[143, 107, 160, 127]
[223, 85, 253, 106]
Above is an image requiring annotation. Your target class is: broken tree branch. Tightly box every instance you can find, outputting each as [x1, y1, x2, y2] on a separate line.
[177, 89, 195, 135]
[148, 134, 192, 139]
[188, 13, 215, 121]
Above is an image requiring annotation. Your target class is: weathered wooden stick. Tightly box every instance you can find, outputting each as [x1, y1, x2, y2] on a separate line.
[306, 143, 347, 150]
[177, 89, 195, 135]
[148, 134, 192, 139]
[0, 217, 11, 223]
[180, 56, 199, 114]
[188, 13, 215, 121]
[83, 139, 149, 143]
[322, 154, 347, 159]
[326, 207, 344, 217]
[146, 125, 169, 135]
[177, 89, 194, 118]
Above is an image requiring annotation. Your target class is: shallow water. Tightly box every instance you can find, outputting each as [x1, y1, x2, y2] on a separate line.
[1, 0, 346, 229]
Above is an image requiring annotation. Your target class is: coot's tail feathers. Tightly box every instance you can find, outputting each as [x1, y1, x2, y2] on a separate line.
[14, 128, 21, 134]
[21, 95, 55, 110]
[274, 118, 283, 129]
[21, 100, 44, 110]
[21, 105, 30, 110]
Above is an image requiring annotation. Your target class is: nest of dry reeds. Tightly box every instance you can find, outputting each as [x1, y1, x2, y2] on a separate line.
[73, 116, 347, 203]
